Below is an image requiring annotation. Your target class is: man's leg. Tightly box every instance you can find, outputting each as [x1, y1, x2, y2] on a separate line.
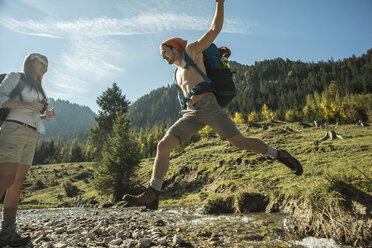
[227, 134, 303, 175]
[227, 134, 268, 154]
[150, 133, 181, 190]
[123, 133, 181, 210]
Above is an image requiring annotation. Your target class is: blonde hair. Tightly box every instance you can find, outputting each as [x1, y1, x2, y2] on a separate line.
[22, 53, 48, 100]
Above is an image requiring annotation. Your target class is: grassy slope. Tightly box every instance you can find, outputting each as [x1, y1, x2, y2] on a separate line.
[17, 162, 106, 208]
[6, 121, 371, 210]
[136, 121, 371, 206]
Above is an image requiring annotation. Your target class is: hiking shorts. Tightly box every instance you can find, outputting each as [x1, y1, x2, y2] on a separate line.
[167, 93, 240, 143]
[0, 121, 37, 165]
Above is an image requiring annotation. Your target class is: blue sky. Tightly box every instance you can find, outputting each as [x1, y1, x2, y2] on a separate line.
[0, 0, 371, 113]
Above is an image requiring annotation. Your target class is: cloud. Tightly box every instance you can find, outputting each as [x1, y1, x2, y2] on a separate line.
[0, 13, 248, 39]
[0, 9, 250, 108]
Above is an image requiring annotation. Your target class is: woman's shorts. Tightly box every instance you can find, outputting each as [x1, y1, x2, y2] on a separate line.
[0, 121, 37, 165]
[167, 94, 240, 143]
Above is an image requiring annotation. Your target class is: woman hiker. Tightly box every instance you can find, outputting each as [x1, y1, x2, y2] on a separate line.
[0, 53, 56, 247]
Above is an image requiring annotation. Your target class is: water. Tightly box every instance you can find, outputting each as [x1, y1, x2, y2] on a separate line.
[13, 207, 356, 247]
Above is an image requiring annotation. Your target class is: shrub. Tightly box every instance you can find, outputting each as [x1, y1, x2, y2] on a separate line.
[198, 125, 216, 139]
[61, 179, 79, 197]
[202, 194, 235, 214]
[235, 191, 269, 213]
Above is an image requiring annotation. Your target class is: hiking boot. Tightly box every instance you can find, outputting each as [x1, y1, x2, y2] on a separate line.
[0, 223, 31, 247]
[276, 150, 303, 176]
[122, 187, 159, 210]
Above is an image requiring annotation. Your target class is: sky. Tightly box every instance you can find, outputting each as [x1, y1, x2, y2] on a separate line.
[0, 0, 371, 113]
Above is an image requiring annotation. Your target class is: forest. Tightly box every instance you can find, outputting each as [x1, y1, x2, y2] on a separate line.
[33, 49, 372, 163]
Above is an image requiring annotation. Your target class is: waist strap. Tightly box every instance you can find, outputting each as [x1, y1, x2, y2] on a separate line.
[6, 120, 37, 131]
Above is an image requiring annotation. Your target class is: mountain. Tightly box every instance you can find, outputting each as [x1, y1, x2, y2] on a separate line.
[127, 84, 180, 130]
[39, 98, 96, 143]
[128, 49, 372, 130]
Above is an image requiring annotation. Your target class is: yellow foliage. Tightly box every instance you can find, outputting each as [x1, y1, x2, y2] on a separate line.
[261, 104, 276, 121]
[198, 125, 216, 138]
[247, 111, 260, 122]
[232, 112, 245, 124]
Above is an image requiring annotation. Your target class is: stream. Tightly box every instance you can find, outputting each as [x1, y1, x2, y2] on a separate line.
[3, 206, 355, 247]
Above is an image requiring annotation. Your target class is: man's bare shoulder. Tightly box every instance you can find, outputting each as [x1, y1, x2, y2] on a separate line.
[185, 41, 203, 60]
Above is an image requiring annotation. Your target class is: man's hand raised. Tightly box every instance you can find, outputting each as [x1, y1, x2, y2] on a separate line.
[216, 0, 225, 4]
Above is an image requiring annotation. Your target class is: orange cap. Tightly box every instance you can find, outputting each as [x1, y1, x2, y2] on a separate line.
[162, 37, 187, 53]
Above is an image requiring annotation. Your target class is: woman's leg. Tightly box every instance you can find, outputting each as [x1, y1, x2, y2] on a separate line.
[0, 163, 18, 200]
[0, 163, 31, 246]
[2, 163, 30, 228]
[2, 163, 30, 230]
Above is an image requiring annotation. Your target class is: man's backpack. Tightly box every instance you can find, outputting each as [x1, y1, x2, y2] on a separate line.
[0, 73, 26, 126]
[178, 43, 237, 109]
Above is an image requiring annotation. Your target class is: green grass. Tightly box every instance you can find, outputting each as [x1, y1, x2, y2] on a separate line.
[136, 121, 371, 207]
[10, 162, 110, 208]
[2, 121, 370, 210]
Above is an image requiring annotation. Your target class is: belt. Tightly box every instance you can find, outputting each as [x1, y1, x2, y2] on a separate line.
[6, 120, 37, 131]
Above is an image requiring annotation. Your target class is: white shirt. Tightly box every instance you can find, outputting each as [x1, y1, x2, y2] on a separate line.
[0, 72, 46, 133]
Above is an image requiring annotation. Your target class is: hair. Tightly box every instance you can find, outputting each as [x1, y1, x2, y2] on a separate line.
[22, 53, 48, 101]
[160, 43, 174, 50]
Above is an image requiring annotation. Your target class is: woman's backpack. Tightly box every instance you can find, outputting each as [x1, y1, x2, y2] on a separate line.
[0, 73, 26, 126]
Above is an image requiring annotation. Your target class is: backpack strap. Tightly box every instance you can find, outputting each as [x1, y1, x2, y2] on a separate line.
[182, 52, 212, 84]
[176, 51, 216, 109]
[9, 73, 26, 100]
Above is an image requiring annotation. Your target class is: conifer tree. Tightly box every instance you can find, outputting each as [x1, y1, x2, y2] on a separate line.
[94, 114, 141, 202]
[69, 138, 83, 162]
[88, 83, 130, 160]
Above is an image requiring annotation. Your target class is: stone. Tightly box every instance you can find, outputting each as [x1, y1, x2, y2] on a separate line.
[138, 238, 152, 247]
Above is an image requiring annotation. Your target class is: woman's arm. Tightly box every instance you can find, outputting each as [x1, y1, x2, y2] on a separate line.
[40, 107, 55, 121]
[1, 72, 44, 112]
[2, 99, 44, 112]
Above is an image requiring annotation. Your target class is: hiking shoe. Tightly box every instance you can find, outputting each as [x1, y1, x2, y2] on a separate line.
[276, 150, 303, 176]
[122, 187, 159, 210]
[0, 223, 31, 247]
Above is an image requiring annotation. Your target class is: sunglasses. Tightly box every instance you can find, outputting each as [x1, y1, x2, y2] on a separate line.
[30, 53, 48, 67]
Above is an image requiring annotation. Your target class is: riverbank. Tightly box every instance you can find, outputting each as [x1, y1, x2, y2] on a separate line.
[2, 206, 357, 248]
[13, 122, 372, 247]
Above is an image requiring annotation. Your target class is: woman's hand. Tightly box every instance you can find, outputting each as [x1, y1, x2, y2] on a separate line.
[45, 107, 56, 120]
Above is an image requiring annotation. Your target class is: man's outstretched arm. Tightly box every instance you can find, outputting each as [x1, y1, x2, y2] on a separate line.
[187, 0, 225, 55]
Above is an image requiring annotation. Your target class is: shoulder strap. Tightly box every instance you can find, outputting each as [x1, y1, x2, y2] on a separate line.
[174, 68, 183, 108]
[9, 73, 26, 99]
[182, 52, 212, 84]
[0, 73, 7, 83]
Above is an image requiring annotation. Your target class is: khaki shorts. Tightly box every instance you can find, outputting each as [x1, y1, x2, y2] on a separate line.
[0, 121, 37, 165]
[167, 94, 240, 142]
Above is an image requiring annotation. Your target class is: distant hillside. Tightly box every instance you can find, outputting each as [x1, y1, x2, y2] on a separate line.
[39, 98, 96, 142]
[127, 84, 180, 130]
[127, 49, 372, 130]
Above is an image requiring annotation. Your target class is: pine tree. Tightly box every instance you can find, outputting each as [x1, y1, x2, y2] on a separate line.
[94, 114, 141, 202]
[88, 83, 130, 161]
[69, 138, 83, 162]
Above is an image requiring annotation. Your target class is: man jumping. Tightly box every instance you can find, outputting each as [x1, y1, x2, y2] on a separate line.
[123, 0, 303, 210]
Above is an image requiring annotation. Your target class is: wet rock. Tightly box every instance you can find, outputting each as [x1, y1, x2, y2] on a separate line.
[54, 242, 68, 248]
[153, 219, 166, 226]
[173, 234, 183, 245]
[108, 238, 123, 246]
[138, 237, 152, 247]
[54, 227, 66, 234]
